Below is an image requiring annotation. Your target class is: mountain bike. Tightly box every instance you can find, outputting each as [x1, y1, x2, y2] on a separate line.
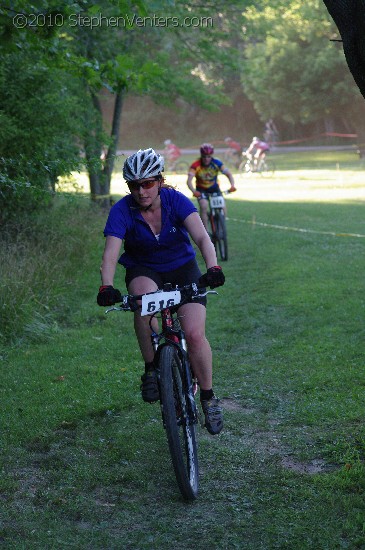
[207, 191, 230, 262]
[222, 148, 242, 170]
[106, 282, 217, 501]
[165, 158, 190, 174]
[239, 153, 275, 177]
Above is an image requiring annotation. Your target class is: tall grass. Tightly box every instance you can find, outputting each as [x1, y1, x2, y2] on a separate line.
[0, 197, 104, 351]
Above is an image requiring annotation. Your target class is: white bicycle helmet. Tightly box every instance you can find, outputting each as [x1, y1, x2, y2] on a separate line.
[123, 148, 164, 181]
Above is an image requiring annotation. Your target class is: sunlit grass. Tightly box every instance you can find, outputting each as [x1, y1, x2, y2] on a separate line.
[62, 149, 365, 205]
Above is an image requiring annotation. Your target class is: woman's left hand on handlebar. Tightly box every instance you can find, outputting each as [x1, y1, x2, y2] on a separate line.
[199, 266, 225, 289]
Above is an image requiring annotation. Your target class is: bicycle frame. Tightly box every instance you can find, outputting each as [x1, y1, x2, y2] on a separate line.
[105, 283, 216, 500]
[150, 304, 199, 422]
[240, 154, 274, 176]
[207, 192, 225, 237]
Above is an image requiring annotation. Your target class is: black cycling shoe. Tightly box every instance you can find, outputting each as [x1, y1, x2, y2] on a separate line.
[140, 369, 159, 403]
[201, 397, 223, 435]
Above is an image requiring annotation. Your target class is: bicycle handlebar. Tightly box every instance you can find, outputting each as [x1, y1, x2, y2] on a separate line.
[105, 282, 217, 314]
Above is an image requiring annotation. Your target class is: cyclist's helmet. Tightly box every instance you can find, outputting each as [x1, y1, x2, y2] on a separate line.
[252, 136, 259, 142]
[164, 139, 171, 145]
[123, 148, 164, 181]
[200, 143, 214, 155]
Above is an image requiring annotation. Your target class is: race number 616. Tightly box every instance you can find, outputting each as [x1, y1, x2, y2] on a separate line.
[146, 298, 176, 312]
[141, 290, 182, 316]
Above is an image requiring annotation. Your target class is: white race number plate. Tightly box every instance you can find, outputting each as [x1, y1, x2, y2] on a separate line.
[209, 195, 225, 208]
[141, 290, 182, 316]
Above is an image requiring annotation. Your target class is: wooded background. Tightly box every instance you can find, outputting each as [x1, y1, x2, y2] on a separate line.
[1, 0, 364, 217]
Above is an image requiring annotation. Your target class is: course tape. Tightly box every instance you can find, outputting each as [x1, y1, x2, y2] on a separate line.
[226, 217, 365, 239]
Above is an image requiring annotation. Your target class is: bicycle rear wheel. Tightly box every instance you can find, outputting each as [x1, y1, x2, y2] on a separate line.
[214, 211, 228, 261]
[260, 159, 275, 177]
[158, 345, 199, 500]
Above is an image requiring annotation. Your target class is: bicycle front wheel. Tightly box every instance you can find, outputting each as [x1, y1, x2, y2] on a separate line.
[174, 160, 190, 174]
[158, 345, 199, 500]
[238, 159, 251, 174]
[214, 211, 228, 261]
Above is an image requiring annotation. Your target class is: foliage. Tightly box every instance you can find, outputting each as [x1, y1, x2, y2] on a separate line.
[0, 197, 104, 350]
[0, 4, 85, 222]
[0, 0, 243, 203]
[61, 0, 242, 199]
[1, 0, 363, 219]
[240, 0, 363, 126]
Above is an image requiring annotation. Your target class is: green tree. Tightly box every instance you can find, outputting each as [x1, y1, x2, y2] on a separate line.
[0, 0, 247, 213]
[240, 0, 364, 133]
[0, 1, 85, 221]
[0, 49, 82, 222]
[61, 0, 242, 205]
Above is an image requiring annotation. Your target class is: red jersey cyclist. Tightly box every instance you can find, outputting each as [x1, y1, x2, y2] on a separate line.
[186, 143, 236, 231]
[163, 139, 181, 170]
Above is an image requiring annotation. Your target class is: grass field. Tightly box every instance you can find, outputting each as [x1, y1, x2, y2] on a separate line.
[1, 150, 365, 549]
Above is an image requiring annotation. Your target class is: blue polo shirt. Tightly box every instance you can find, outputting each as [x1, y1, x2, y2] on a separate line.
[103, 188, 198, 272]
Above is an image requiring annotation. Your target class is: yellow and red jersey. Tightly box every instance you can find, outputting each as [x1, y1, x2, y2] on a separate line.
[189, 157, 224, 192]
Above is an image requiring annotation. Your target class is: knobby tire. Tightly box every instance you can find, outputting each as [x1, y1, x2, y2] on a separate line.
[214, 211, 228, 261]
[158, 345, 199, 500]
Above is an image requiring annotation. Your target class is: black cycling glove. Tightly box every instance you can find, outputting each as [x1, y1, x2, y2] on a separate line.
[199, 266, 225, 289]
[97, 285, 122, 306]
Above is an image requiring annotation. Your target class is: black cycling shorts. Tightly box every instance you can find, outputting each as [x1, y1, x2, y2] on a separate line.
[125, 258, 206, 307]
[196, 190, 222, 201]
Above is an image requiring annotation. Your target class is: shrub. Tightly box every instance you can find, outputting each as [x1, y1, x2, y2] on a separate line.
[0, 196, 104, 351]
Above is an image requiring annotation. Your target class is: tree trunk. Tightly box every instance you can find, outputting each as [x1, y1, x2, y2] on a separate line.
[100, 90, 124, 207]
[85, 91, 104, 202]
[86, 89, 125, 208]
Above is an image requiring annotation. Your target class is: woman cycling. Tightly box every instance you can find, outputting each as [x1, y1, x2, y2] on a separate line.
[96, 148, 224, 435]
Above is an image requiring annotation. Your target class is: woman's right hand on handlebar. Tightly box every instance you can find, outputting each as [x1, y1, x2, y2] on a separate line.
[97, 285, 122, 306]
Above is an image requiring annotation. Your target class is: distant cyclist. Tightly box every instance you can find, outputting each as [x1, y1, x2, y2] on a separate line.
[224, 137, 243, 167]
[187, 143, 236, 231]
[163, 139, 181, 170]
[245, 137, 270, 171]
[263, 119, 278, 146]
